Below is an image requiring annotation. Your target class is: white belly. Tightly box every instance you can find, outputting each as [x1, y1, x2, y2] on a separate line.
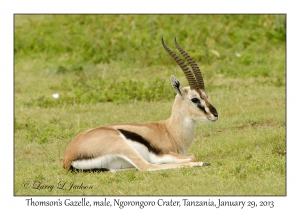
[72, 154, 135, 170]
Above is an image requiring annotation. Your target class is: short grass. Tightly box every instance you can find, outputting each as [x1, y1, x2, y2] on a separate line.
[14, 14, 286, 196]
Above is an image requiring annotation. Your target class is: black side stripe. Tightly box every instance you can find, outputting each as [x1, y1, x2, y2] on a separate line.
[118, 129, 162, 155]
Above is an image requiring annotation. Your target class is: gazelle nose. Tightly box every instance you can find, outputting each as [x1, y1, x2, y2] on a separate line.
[209, 104, 218, 118]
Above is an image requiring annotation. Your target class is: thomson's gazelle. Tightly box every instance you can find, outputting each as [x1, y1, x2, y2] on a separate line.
[63, 38, 218, 172]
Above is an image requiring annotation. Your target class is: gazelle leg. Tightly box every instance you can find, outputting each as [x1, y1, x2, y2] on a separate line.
[147, 162, 210, 171]
[143, 152, 210, 171]
[147, 151, 195, 164]
[114, 155, 210, 172]
[100, 148, 210, 172]
[118, 151, 210, 172]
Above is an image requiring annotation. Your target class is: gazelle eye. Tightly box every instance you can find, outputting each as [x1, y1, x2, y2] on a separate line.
[191, 98, 200, 103]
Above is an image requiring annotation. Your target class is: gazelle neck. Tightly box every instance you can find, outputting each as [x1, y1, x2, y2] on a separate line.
[165, 96, 197, 154]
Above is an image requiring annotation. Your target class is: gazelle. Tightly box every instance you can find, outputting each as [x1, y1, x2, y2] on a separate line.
[63, 38, 218, 172]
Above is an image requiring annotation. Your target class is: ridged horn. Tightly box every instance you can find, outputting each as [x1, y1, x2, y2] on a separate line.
[174, 37, 205, 90]
[162, 38, 198, 90]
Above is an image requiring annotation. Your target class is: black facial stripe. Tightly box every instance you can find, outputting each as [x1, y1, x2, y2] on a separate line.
[118, 129, 162, 155]
[197, 103, 207, 113]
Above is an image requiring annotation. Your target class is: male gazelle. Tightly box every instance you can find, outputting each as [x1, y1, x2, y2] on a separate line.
[63, 38, 218, 172]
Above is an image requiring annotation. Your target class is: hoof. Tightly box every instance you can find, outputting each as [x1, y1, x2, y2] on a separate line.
[202, 162, 211, 166]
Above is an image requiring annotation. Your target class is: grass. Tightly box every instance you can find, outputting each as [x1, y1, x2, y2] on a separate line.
[14, 14, 286, 196]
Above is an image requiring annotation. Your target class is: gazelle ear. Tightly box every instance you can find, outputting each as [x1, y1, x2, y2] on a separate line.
[170, 75, 184, 100]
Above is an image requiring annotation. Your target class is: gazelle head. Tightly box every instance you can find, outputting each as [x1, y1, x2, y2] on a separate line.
[162, 38, 218, 122]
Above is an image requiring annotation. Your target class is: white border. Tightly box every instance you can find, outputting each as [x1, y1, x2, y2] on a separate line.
[4, 0, 298, 209]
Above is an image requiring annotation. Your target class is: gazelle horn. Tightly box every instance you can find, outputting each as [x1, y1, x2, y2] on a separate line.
[162, 38, 198, 90]
[174, 37, 205, 90]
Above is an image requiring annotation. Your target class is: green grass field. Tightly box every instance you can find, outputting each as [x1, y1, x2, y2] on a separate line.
[14, 14, 286, 195]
